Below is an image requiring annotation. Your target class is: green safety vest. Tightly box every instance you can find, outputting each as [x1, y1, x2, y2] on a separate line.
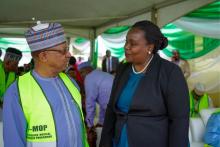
[18, 71, 89, 147]
[190, 92, 209, 117]
[0, 61, 16, 101]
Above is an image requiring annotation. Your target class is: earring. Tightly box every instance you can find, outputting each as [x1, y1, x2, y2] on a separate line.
[148, 51, 151, 54]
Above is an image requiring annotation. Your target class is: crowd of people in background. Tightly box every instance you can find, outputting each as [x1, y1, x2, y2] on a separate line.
[0, 47, 22, 106]
[0, 20, 219, 147]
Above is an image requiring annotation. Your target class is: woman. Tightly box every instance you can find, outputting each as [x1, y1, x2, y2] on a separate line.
[99, 20, 189, 147]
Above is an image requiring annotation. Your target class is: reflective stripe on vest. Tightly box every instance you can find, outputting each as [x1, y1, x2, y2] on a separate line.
[18, 72, 89, 147]
[0, 61, 16, 100]
[189, 92, 209, 117]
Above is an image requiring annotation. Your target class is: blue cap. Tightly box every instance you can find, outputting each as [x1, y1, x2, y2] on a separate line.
[78, 62, 92, 70]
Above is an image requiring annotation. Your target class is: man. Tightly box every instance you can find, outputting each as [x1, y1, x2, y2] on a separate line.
[190, 83, 213, 117]
[171, 50, 190, 79]
[204, 110, 220, 147]
[101, 50, 119, 74]
[78, 62, 114, 147]
[3, 22, 89, 147]
[0, 47, 22, 102]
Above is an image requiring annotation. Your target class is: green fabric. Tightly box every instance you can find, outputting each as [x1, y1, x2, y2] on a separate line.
[0, 61, 16, 101]
[74, 38, 88, 44]
[189, 92, 209, 117]
[100, 1, 220, 60]
[186, 1, 220, 19]
[18, 72, 88, 147]
[104, 26, 130, 34]
[162, 23, 220, 59]
[91, 39, 98, 68]
[99, 23, 220, 60]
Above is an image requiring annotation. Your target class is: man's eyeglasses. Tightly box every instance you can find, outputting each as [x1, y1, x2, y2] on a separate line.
[45, 48, 69, 55]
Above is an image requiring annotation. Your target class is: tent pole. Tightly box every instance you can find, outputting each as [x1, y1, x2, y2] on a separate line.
[151, 7, 158, 25]
[89, 28, 97, 68]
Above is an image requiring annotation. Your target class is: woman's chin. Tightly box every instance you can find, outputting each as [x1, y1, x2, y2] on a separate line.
[125, 57, 131, 62]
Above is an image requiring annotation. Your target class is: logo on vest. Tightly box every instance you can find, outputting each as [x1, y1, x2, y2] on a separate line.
[32, 125, 47, 132]
[28, 125, 53, 140]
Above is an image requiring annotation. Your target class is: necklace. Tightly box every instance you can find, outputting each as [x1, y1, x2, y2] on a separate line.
[132, 55, 154, 74]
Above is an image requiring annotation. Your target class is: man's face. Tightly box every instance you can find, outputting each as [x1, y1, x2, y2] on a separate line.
[194, 89, 204, 97]
[106, 50, 111, 57]
[44, 42, 71, 73]
[172, 51, 179, 59]
[3, 59, 19, 72]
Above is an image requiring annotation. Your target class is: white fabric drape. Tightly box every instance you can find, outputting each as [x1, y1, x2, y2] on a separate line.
[160, 46, 220, 93]
[173, 17, 220, 39]
[71, 38, 90, 54]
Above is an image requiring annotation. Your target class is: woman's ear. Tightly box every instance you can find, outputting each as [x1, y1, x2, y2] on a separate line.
[147, 44, 154, 54]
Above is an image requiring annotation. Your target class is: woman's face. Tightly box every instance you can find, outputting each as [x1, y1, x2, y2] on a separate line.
[124, 28, 153, 64]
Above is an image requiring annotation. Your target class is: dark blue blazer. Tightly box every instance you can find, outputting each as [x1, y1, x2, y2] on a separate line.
[100, 54, 189, 147]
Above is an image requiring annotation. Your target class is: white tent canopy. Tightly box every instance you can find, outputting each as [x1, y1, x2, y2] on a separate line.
[0, 0, 215, 59]
[0, 0, 215, 38]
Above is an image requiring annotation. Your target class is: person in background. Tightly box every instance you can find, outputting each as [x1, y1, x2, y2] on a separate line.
[78, 62, 114, 147]
[66, 56, 76, 72]
[17, 66, 25, 76]
[67, 67, 77, 80]
[77, 56, 83, 65]
[0, 49, 2, 63]
[204, 110, 220, 147]
[171, 50, 191, 79]
[190, 83, 213, 117]
[101, 50, 119, 74]
[67, 56, 84, 87]
[3, 22, 89, 147]
[67, 56, 86, 116]
[100, 20, 189, 147]
[24, 58, 34, 72]
[0, 47, 22, 103]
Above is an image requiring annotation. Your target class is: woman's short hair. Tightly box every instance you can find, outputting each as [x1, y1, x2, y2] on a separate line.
[131, 20, 168, 54]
